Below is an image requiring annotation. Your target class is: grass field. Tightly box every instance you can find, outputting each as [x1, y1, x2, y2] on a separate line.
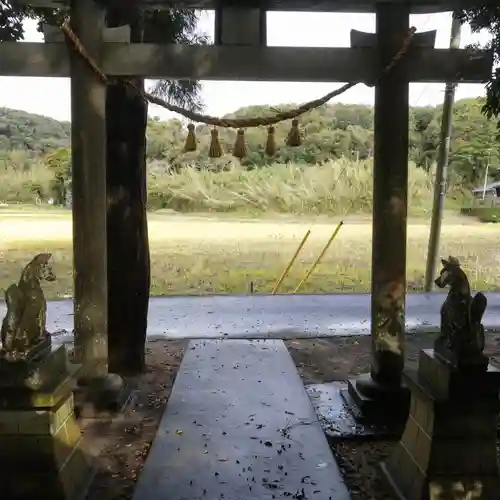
[1, 208, 498, 300]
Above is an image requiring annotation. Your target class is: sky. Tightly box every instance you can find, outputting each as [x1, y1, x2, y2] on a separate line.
[0, 10, 492, 122]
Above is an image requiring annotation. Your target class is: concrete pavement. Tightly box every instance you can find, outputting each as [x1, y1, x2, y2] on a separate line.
[2, 292, 500, 345]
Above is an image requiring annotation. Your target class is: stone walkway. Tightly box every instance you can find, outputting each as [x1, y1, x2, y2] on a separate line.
[133, 339, 351, 500]
[2, 292, 498, 343]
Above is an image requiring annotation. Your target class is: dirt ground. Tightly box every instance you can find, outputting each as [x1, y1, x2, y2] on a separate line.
[285, 331, 500, 383]
[82, 333, 500, 500]
[83, 340, 188, 500]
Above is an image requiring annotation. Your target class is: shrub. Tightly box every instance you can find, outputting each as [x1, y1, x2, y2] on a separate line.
[145, 158, 463, 215]
[472, 207, 500, 223]
[1, 158, 467, 216]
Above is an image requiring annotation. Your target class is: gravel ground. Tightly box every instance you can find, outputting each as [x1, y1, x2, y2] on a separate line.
[331, 442, 396, 500]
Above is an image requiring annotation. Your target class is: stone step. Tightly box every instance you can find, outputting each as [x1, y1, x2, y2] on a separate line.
[133, 339, 350, 500]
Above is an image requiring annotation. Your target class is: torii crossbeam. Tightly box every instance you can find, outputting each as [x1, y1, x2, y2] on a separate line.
[0, 34, 491, 82]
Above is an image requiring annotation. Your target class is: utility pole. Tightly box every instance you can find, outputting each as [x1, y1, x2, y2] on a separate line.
[424, 16, 462, 291]
[481, 149, 492, 200]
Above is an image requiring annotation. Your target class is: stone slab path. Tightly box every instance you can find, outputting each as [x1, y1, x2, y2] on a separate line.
[133, 339, 351, 500]
[2, 292, 500, 343]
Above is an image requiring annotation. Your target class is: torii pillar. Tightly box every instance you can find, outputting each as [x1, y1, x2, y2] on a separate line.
[345, 3, 412, 424]
[70, 0, 108, 380]
[70, 0, 128, 416]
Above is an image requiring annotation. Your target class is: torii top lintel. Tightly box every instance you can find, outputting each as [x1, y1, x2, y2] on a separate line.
[12, 0, 488, 14]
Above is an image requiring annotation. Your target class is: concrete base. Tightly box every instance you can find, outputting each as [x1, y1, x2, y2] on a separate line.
[0, 345, 94, 500]
[382, 349, 500, 500]
[307, 382, 406, 440]
[73, 373, 137, 419]
[341, 373, 410, 432]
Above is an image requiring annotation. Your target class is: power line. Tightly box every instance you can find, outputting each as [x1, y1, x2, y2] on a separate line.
[414, 84, 431, 106]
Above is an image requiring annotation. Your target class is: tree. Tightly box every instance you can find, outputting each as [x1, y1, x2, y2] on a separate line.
[454, 8, 500, 121]
[146, 9, 207, 111]
[410, 107, 440, 170]
[105, 7, 205, 375]
[93, 6, 207, 377]
[0, 1, 25, 40]
[44, 146, 71, 205]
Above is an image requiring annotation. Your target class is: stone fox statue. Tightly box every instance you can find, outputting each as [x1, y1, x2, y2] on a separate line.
[434, 256, 486, 360]
[1, 253, 55, 358]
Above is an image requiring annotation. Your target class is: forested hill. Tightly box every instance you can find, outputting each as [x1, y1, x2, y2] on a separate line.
[0, 108, 70, 153]
[1, 97, 498, 184]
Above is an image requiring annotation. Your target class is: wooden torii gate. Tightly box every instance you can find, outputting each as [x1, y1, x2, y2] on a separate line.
[1, 0, 491, 415]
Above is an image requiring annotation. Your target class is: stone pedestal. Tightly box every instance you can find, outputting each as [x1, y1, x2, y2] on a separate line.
[344, 373, 410, 421]
[66, 347, 136, 419]
[73, 373, 136, 419]
[0, 345, 94, 500]
[381, 349, 500, 500]
[340, 374, 410, 437]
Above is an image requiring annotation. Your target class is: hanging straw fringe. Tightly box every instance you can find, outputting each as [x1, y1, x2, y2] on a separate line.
[265, 126, 276, 156]
[183, 123, 197, 152]
[209, 128, 222, 158]
[232, 129, 246, 159]
[286, 119, 301, 147]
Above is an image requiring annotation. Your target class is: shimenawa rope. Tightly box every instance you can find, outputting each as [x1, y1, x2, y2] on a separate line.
[60, 18, 417, 129]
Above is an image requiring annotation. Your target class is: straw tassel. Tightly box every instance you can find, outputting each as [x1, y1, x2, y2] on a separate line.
[265, 126, 276, 156]
[183, 123, 197, 152]
[208, 128, 222, 158]
[232, 129, 246, 159]
[286, 119, 301, 147]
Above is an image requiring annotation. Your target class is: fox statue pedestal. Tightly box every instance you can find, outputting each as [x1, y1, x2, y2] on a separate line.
[382, 349, 500, 500]
[382, 257, 500, 500]
[0, 344, 94, 500]
[0, 254, 93, 500]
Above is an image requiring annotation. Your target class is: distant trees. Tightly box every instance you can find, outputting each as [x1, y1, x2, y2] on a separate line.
[2, 97, 499, 188]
